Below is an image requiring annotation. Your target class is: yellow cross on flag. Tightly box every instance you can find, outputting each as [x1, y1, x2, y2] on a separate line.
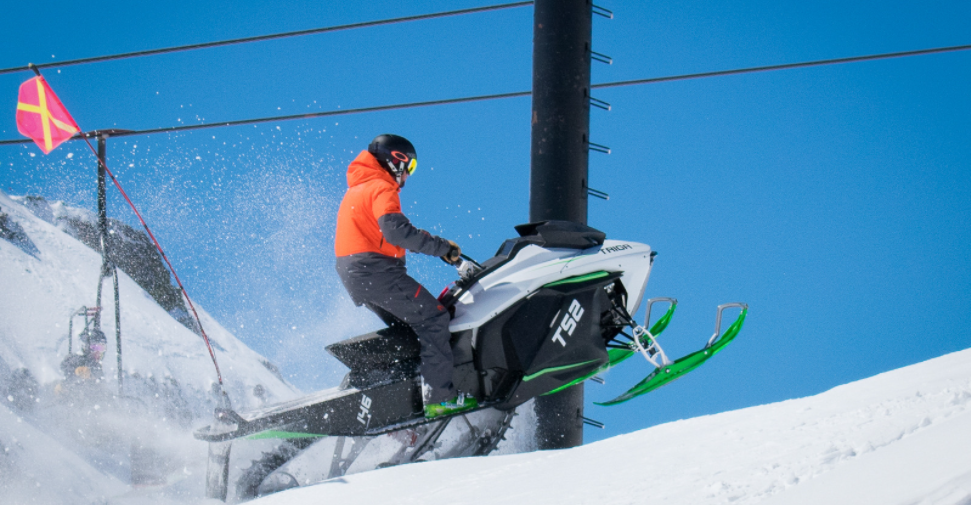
[16, 76, 80, 154]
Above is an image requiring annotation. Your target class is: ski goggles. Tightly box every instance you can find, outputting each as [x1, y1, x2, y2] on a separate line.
[390, 150, 417, 175]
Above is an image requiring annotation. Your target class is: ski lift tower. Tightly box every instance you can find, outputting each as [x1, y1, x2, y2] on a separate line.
[529, 0, 593, 449]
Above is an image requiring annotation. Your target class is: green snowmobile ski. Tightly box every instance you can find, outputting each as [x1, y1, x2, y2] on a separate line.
[596, 303, 748, 405]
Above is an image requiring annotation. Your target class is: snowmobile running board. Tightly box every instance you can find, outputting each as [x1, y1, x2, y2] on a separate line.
[596, 302, 748, 406]
[194, 377, 503, 443]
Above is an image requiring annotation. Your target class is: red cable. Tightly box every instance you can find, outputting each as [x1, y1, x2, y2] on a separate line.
[78, 134, 224, 385]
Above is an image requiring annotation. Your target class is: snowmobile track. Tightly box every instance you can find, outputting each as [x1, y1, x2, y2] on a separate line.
[236, 407, 515, 501]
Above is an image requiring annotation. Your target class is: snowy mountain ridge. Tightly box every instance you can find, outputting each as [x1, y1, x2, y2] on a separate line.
[12, 194, 202, 332]
[0, 189, 296, 403]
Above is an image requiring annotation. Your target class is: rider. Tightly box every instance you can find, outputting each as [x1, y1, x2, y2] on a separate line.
[334, 134, 477, 419]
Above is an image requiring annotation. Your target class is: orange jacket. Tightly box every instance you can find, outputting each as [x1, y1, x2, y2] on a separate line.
[335, 151, 406, 258]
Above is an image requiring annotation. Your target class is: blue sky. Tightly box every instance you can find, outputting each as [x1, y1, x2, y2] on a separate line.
[1, 1, 969, 443]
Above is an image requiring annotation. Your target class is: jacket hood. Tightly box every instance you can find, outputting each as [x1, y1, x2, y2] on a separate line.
[347, 150, 397, 188]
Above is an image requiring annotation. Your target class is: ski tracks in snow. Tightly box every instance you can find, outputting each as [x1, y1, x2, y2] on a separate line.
[669, 354, 971, 505]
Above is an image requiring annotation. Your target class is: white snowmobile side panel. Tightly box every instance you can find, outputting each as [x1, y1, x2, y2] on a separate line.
[449, 240, 653, 332]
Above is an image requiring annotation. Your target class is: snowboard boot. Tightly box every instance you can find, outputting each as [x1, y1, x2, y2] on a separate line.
[424, 392, 478, 419]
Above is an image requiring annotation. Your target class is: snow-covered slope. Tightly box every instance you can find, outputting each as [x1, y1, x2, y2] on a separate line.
[0, 190, 301, 503]
[251, 348, 971, 505]
[0, 402, 128, 504]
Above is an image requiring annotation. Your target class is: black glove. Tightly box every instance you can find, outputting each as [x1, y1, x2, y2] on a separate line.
[441, 240, 462, 266]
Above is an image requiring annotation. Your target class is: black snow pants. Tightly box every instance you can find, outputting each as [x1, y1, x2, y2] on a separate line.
[336, 253, 455, 404]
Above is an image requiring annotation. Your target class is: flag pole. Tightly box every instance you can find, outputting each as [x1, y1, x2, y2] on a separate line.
[25, 64, 227, 390]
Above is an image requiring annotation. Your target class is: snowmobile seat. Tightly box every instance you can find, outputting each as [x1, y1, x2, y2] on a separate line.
[512, 220, 606, 249]
[326, 325, 420, 371]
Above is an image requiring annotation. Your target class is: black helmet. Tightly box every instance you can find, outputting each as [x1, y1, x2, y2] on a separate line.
[368, 134, 417, 183]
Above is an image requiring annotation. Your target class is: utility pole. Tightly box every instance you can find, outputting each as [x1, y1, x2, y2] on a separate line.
[94, 134, 109, 332]
[529, 0, 592, 449]
[92, 131, 127, 392]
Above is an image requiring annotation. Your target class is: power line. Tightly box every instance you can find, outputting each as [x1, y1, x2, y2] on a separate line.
[1, 43, 968, 146]
[0, 1, 533, 76]
[592, 43, 971, 90]
[0, 91, 531, 144]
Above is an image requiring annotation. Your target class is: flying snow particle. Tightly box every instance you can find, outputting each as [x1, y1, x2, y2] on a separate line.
[29, 153, 35, 157]
[66, 153, 73, 159]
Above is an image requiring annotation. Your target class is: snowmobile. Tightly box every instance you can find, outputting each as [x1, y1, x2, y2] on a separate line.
[196, 220, 746, 497]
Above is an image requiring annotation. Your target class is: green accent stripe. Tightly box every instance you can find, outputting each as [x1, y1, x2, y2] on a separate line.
[246, 430, 326, 440]
[523, 360, 598, 382]
[544, 271, 610, 288]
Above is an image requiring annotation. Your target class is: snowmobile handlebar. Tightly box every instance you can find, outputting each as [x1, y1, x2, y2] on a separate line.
[456, 254, 483, 281]
[459, 253, 482, 268]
